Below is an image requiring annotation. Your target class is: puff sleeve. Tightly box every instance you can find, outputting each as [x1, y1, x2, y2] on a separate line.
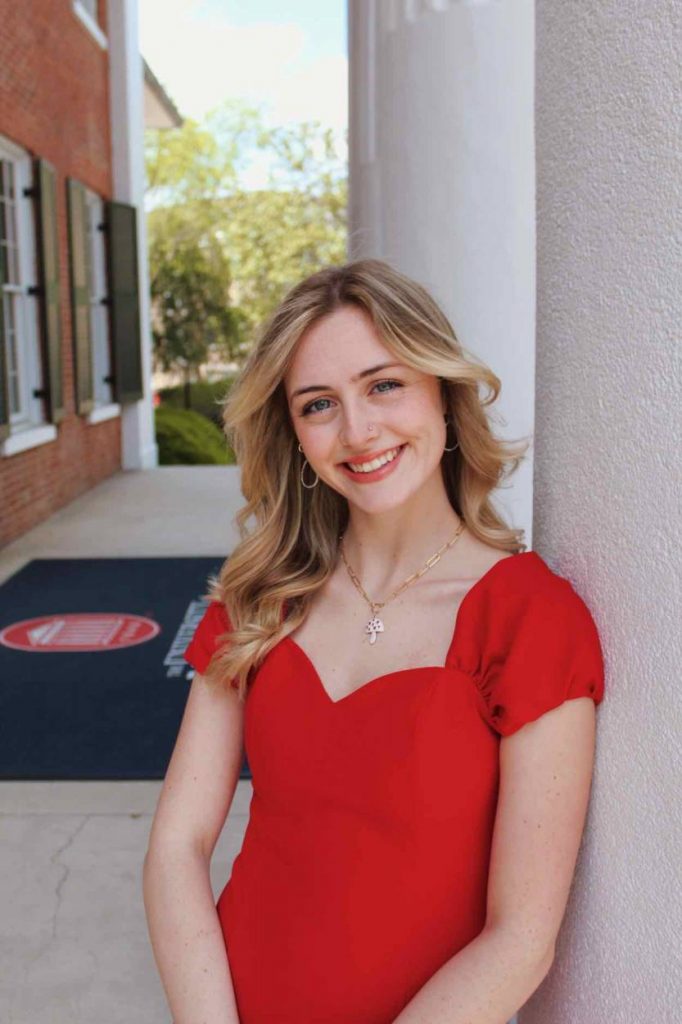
[183, 600, 232, 676]
[473, 579, 605, 737]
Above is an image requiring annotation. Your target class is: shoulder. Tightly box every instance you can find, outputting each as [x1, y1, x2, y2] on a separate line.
[450, 551, 605, 735]
[453, 550, 584, 650]
[183, 600, 232, 675]
[191, 599, 232, 640]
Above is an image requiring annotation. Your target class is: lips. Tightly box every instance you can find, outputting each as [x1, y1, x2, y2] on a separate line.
[339, 443, 407, 482]
[339, 444, 404, 470]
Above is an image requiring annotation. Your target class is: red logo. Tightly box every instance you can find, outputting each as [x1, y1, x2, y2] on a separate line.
[0, 613, 161, 652]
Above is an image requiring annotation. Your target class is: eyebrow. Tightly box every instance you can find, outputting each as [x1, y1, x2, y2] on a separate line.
[289, 362, 405, 400]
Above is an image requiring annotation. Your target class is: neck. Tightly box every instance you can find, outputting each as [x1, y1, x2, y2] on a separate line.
[339, 474, 466, 592]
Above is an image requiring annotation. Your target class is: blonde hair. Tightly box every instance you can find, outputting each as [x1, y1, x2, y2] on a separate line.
[201, 258, 530, 698]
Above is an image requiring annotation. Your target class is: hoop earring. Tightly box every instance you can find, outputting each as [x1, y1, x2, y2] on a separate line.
[443, 414, 459, 453]
[297, 442, 319, 489]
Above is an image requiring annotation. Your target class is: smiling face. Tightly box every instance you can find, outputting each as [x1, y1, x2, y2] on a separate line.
[284, 304, 449, 516]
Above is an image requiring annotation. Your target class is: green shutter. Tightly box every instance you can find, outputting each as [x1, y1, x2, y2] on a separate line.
[105, 200, 143, 404]
[66, 178, 94, 415]
[0, 179, 9, 440]
[35, 157, 65, 424]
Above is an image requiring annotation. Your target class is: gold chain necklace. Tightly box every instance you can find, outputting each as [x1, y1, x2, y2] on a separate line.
[339, 522, 466, 645]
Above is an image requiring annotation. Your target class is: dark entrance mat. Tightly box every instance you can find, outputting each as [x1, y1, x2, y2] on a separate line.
[0, 557, 251, 781]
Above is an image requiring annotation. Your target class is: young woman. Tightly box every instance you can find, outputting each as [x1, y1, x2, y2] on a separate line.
[143, 259, 605, 1024]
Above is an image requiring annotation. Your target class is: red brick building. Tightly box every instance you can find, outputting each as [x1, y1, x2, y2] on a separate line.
[0, 1, 180, 546]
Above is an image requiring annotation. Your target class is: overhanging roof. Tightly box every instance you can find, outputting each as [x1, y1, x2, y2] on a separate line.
[143, 58, 183, 129]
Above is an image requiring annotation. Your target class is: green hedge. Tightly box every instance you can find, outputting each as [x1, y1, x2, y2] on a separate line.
[157, 378, 235, 429]
[155, 405, 236, 465]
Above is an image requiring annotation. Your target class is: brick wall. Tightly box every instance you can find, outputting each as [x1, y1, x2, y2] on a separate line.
[0, 0, 121, 548]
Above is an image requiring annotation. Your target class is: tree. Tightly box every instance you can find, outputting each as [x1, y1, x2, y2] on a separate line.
[218, 118, 347, 332]
[148, 206, 245, 407]
[145, 98, 347, 378]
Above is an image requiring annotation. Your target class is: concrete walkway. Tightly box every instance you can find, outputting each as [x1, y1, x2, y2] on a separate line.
[0, 467, 250, 1023]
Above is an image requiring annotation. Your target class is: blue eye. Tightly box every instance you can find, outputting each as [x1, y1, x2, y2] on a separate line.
[301, 379, 403, 417]
[373, 379, 402, 394]
[302, 397, 333, 416]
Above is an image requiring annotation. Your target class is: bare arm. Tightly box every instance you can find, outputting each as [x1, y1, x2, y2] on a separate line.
[392, 696, 598, 1023]
[142, 668, 246, 1024]
[143, 844, 240, 1024]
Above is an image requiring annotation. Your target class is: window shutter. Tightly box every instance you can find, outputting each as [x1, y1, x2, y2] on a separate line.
[105, 200, 143, 404]
[35, 157, 65, 424]
[66, 178, 94, 415]
[0, 195, 9, 440]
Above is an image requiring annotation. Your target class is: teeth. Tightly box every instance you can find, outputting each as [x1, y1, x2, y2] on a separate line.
[347, 446, 402, 473]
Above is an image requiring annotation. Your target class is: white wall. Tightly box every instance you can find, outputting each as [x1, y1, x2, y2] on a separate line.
[525, 2, 681, 1021]
[108, 0, 158, 470]
[349, 0, 536, 544]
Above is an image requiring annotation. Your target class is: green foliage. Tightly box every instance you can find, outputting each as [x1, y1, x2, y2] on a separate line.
[220, 182, 346, 335]
[145, 98, 347, 372]
[157, 377, 235, 429]
[145, 101, 261, 205]
[148, 211, 244, 373]
[154, 405, 235, 466]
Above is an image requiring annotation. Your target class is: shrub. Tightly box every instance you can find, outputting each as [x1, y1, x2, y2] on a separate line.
[157, 377, 235, 429]
[155, 405, 235, 465]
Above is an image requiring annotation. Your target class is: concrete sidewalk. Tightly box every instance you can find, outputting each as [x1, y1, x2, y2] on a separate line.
[0, 467, 250, 1023]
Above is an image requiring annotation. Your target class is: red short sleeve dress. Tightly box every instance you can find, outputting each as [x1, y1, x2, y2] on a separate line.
[182, 550, 605, 1024]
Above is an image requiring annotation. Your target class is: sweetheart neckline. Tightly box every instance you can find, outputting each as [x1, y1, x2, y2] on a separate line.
[283, 636, 452, 707]
[283, 550, 539, 706]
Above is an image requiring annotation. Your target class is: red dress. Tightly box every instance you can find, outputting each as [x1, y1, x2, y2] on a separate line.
[183, 550, 605, 1024]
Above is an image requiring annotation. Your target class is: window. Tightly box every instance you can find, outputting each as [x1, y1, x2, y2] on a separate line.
[84, 189, 113, 407]
[0, 138, 45, 433]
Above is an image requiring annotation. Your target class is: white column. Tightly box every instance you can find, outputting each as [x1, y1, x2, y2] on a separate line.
[348, 0, 535, 544]
[107, 0, 158, 469]
[524, 2, 681, 1021]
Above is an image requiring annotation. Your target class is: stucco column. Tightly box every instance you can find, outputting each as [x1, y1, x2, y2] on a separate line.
[525, 2, 681, 1021]
[348, 0, 536, 544]
[107, 0, 158, 469]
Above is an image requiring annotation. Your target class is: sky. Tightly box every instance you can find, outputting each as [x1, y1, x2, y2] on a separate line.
[139, 0, 348, 139]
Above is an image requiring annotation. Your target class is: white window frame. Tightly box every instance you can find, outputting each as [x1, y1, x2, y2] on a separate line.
[0, 134, 46, 438]
[83, 187, 114, 409]
[72, 1, 108, 51]
[1, 422, 56, 457]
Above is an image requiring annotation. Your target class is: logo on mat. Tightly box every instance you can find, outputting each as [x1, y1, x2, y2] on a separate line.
[0, 614, 161, 652]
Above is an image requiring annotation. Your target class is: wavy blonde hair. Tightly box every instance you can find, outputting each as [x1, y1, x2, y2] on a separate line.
[201, 258, 530, 698]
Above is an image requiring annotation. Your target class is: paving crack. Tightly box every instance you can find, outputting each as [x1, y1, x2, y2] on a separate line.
[50, 814, 90, 940]
[21, 815, 91, 981]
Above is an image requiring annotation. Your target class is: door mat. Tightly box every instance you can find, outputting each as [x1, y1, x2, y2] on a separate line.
[0, 557, 252, 781]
